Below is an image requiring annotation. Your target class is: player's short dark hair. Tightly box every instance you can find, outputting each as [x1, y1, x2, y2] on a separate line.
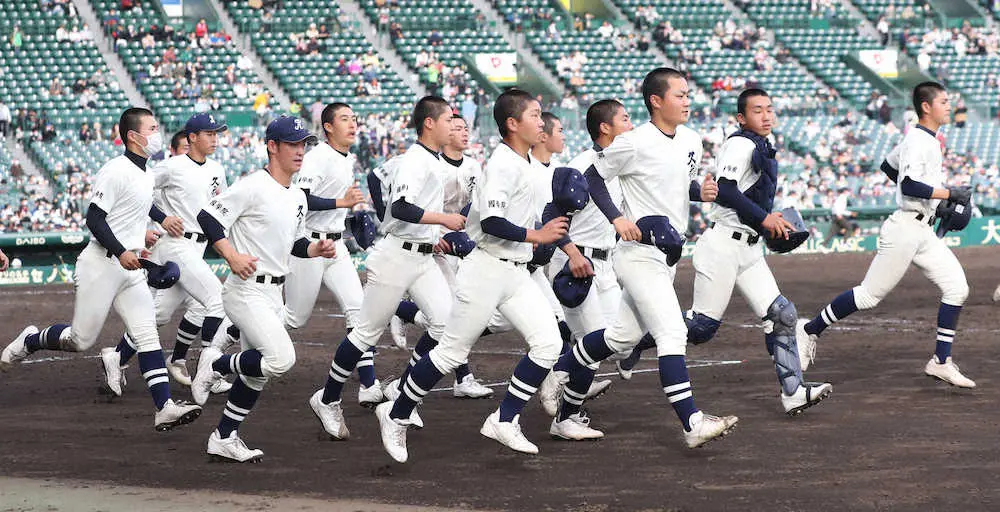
[586, 99, 624, 142]
[411, 95, 451, 136]
[171, 130, 187, 150]
[737, 88, 770, 116]
[118, 107, 154, 140]
[641, 67, 685, 114]
[913, 81, 946, 117]
[541, 112, 560, 136]
[493, 88, 536, 138]
[320, 102, 352, 128]
[451, 113, 467, 124]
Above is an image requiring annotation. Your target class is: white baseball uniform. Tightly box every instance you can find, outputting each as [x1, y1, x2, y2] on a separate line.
[204, 169, 308, 387]
[851, 126, 968, 311]
[593, 123, 703, 357]
[67, 154, 161, 353]
[433, 152, 482, 288]
[690, 135, 781, 321]
[149, 154, 228, 326]
[283, 142, 364, 330]
[546, 145, 623, 342]
[346, 143, 452, 351]
[427, 143, 562, 372]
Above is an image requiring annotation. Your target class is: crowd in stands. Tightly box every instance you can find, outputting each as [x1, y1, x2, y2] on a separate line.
[905, 21, 1000, 93]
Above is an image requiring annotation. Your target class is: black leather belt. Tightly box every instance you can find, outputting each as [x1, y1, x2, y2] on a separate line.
[578, 246, 609, 261]
[255, 275, 285, 285]
[183, 232, 207, 243]
[310, 231, 343, 241]
[401, 241, 433, 254]
[710, 223, 760, 245]
[499, 257, 528, 267]
[914, 213, 936, 226]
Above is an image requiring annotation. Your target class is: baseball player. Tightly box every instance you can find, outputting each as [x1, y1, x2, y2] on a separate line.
[797, 82, 975, 388]
[189, 115, 338, 462]
[102, 113, 230, 393]
[546, 68, 739, 448]
[374, 88, 570, 463]
[536, 99, 634, 437]
[1, 107, 203, 431]
[307, 96, 465, 442]
[169, 130, 190, 156]
[386, 114, 495, 400]
[681, 88, 830, 415]
[281, 102, 384, 406]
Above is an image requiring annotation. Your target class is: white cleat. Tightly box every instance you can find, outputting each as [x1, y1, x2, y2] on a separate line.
[154, 399, 202, 431]
[684, 411, 739, 449]
[210, 378, 232, 394]
[191, 347, 223, 406]
[453, 374, 494, 399]
[615, 360, 633, 380]
[375, 401, 409, 463]
[993, 284, 1000, 303]
[389, 316, 408, 349]
[550, 411, 604, 441]
[538, 370, 568, 417]
[1, 325, 37, 370]
[480, 409, 538, 454]
[167, 358, 192, 387]
[207, 430, 263, 463]
[781, 382, 833, 416]
[309, 389, 350, 440]
[585, 379, 612, 400]
[100, 347, 127, 397]
[796, 319, 817, 371]
[925, 356, 976, 388]
[382, 378, 424, 428]
[359, 378, 386, 408]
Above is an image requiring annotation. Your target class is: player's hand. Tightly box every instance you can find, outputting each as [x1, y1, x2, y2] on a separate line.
[434, 238, 452, 254]
[440, 213, 466, 232]
[700, 174, 718, 202]
[226, 252, 259, 280]
[308, 239, 337, 258]
[761, 212, 794, 239]
[613, 216, 641, 242]
[161, 216, 184, 237]
[118, 251, 141, 270]
[0, 249, 8, 272]
[532, 216, 569, 244]
[145, 230, 161, 248]
[340, 186, 365, 208]
[568, 252, 595, 279]
[947, 186, 972, 206]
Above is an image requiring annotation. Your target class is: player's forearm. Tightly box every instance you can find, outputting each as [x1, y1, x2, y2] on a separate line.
[584, 165, 622, 222]
[291, 237, 311, 258]
[899, 176, 936, 199]
[880, 160, 899, 184]
[559, 241, 583, 258]
[148, 204, 167, 223]
[85, 204, 127, 256]
[688, 180, 702, 202]
[715, 178, 768, 231]
[366, 172, 387, 221]
[305, 193, 338, 211]
[481, 216, 528, 242]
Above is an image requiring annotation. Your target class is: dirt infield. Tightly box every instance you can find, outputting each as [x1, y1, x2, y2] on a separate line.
[1, 247, 999, 511]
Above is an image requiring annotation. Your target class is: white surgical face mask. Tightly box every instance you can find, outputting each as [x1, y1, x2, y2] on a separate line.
[134, 131, 164, 157]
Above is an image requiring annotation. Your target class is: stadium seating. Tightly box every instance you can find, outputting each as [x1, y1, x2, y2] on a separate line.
[743, 0, 847, 28]
[772, 28, 882, 105]
[226, 1, 414, 113]
[616, 0, 728, 29]
[363, 0, 479, 30]
[852, 0, 927, 27]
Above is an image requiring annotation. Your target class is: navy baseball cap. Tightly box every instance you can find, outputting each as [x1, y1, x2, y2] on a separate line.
[552, 256, 594, 308]
[184, 113, 227, 134]
[266, 115, 318, 144]
[346, 211, 377, 250]
[140, 259, 181, 289]
[550, 167, 590, 215]
[442, 231, 476, 258]
[636, 215, 684, 266]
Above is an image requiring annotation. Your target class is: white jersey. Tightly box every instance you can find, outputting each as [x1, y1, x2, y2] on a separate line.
[378, 143, 445, 244]
[565, 146, 621, 250]
[205, 169, 307, 277]
[895, 126, 943, 216]
[528, 152, 561, 217]
[294, 142, 356, 234]
[884, 143, 901, 171]
[153, 154, 227, 234]
[439, 154, 481, 215]
[708, 135, 758, 231]
[467, 142, 538, 262]
[594, 122, 702, 232]
[89, 154, 155, 252]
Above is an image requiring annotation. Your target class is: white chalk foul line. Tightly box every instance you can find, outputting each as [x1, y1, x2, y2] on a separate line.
[428, 359, 744, 393]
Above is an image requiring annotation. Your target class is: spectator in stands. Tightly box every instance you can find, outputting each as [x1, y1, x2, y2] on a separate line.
[194, 18, 208, 40]
[827, 188, 858, 243]
[876, 16, 890, 46]
[237, 53, 253, 71]
[354, 79, 369, 97]
[365, 78, 382, 96]
[78, 88, 98, 110]
[389, 21, 403, 42]
[47, 77, 64, 98]
[0, 100, 9, 138]
[10, 25, 23, 51]
[318, 24, 330, 39]
[427, 30, 443, 47]
[305, 23, 319, 40]
[597, 21, 614, 39]
[78, 122, 93, 143]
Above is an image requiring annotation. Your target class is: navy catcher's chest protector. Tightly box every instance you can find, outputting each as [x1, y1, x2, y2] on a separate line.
[731, 129, 778, 214]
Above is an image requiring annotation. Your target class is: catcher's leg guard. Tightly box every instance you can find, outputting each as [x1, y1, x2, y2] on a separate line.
[764, 295, 803, 395]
